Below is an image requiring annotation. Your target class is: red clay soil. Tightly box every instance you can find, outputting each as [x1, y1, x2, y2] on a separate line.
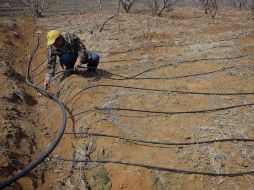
[0, 17, 65, 189]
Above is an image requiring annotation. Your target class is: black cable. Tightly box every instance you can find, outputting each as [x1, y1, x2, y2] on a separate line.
[87, 55, 251, 81]
[37, 55, 252, 85]
[108, 65, 237, 80]
[83, 55, 250, 78]
[35, 63, 168, 86]
[104, 67, 161, 80]
[68, 103, 254, 118]
[64, 132, 254, 146]
[65, 84, 254, 105]
[53, 157, 254, 177]
[99, 103, 254, 115]
[30, 57, 47, 73]
[0, 37, 67, 189]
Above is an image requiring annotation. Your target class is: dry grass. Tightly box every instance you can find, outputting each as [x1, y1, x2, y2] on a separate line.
[32, 6, 254, 190]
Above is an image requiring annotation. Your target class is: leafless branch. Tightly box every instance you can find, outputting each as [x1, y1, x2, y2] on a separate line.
[200, 0, 218, 18]
[99, 0, 121, 32]
[231, 0, 247, 8]
[143, 0, 176, 16]
[251, 0, 254, 16]
[17, 0, 45, 17]
[98, 0, 102, 11]
[120, 0, 138, 13]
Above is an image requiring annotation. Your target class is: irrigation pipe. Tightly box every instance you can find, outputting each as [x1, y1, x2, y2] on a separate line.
[65, 84, 254, 105]
[32, 52, 254, 86]
[0, 37, 67, 189]
[64, 132, 254, 146]
[53, 157, 254, 177]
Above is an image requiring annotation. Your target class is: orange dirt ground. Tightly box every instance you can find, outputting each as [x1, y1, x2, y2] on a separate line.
[1, 7, 254, 190]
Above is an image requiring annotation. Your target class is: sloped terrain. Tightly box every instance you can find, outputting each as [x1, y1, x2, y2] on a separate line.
[35, 7, 254, 190]
[1, 6, 254, 190]
[0, 17, 44, 189]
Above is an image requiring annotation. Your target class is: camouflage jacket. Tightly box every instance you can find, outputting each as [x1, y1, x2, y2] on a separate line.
[46, 32, 91, 78]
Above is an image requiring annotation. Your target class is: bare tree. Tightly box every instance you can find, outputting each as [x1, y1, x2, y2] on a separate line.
[251, 0, 254, 16]
[98, 0, 102, 11]
[200, 0, 218, 18]
[143, 0, 176, 16]
[17, 0, 45, 17]
[99, 0, 121, 32]
[139, 17, 152, 50]
[200, 0, 209, 14]
[240, 0, 247, 7]
[231, 0, 247, 8]
[120, 0, 138, 13]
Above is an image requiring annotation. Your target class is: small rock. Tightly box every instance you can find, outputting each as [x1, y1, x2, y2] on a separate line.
[100, 148, 105, 155]
[242, 160, 250, 167]
[237, 157, 250, 167]
[183, 134, 191, 140]
[188, 175, 196, 182]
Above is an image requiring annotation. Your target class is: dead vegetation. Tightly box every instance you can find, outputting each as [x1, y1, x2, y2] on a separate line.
[17, 0, 45, 17]
[251, 0, 254, 16]
[142, 0, 177, 16]
[200, 0, 218, 18]
[120, 0, 138, 13]
[33, 6, 254, 189]
[1, 1, 254, 190]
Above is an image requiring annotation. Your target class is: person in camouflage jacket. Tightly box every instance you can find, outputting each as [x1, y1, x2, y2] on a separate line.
[44, 30, 100, 89]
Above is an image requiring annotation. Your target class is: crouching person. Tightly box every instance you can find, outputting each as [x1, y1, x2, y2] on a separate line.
[44, 30, 100, 89]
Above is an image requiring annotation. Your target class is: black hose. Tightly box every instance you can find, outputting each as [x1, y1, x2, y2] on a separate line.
[0, 37, 67, 189]
[68, 103, 254, 118]
[97, 103, 254, 115]
[107, 65, 237, 80]
[53, 157, 254, 177]
[65, 84, 254, 105]
[64, 132, 254, 146]
[35, 53, 253, 86]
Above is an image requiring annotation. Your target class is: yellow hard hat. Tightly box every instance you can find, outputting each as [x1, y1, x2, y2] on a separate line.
[47, 30, 61, 46]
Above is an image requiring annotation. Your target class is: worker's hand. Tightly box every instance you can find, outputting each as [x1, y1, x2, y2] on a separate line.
[74, 58, 82, 71]
[44, 76, 51, 90]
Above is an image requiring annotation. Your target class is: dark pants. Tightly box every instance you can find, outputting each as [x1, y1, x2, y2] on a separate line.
[59, 52, 100, 72]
